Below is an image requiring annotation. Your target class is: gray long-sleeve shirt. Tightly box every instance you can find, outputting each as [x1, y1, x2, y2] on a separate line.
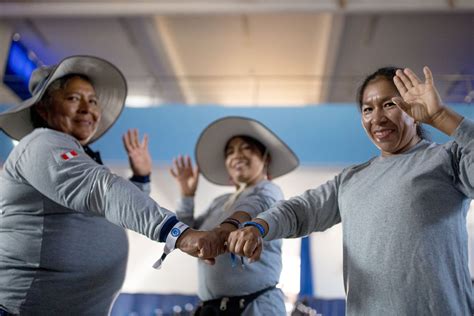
[0, 128, 175, 315]
[259, 118, 474, 316]
[177, 180, 286, 315]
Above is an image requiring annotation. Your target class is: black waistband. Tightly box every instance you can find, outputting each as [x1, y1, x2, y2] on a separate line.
[202, 285, 276, 312]
[204, 285, 275, 305]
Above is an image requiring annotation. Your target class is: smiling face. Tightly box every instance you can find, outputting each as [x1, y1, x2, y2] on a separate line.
[224, 136, 268, 187]
[36, 76, 101, 145]
[361, 78, 420, 156]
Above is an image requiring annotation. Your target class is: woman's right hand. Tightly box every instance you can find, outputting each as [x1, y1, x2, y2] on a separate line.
[170, 155, 199, 197]
[227, 226, 263, 263]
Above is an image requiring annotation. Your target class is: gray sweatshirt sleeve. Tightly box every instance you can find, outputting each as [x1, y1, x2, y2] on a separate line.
[176, 196, 197, 227]
[257, 176, 342, 241]
[449, 118, 474, 198]
[13, 130, 174, 242]
[232, 181, 283, 218]
[176, 196, 222, 229]
[131, 180, 151, 195]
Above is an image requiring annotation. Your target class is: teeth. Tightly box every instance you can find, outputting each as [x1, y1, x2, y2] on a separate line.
[234, 161, 246, 168]
[374, 130, 391, 138]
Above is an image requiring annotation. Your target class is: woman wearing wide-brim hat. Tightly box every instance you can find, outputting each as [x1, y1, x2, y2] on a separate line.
[0, 55, 222, 316]
[170, 116, 299, 316]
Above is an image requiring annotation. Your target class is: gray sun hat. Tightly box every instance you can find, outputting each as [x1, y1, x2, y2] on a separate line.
[195, 116, 299, 186]
[0, 55, 127, 143]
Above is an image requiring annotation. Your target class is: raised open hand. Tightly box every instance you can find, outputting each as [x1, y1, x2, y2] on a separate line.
[170, 155, 199, 197]
[392, 66, 443, 125]
[123, 129, 152, 176]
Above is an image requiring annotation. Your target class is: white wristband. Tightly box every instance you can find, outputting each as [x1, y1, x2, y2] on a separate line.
[153, 221, 189, 269]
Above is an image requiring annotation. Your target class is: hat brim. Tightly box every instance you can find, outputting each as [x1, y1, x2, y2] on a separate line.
[0, 55, 127, 143]
[195, 116, 299, 186]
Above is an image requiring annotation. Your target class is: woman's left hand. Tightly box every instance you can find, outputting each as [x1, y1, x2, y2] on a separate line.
[392, 66, 444, 125]
[123, 129, 152, 176]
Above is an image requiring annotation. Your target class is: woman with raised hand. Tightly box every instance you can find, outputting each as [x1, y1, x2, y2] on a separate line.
[171, 116, 299, 316]
[228, 67, 474, 315]
[0, 56, 221, 316]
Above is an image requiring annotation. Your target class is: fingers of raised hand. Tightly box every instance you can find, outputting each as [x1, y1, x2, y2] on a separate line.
[423, 66, 434, 85]
[141, 133, 149, 149]
[395, 69, 413, 91]
[393, 75, 408, 95]
[403, 68, 422, 87]
[128, 129, 139, 148]
[122, 130, 132, 151]
[123, 129, 144, 152]
[173, 156, 185, 173]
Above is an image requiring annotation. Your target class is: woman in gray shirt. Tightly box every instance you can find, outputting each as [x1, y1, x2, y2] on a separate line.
[0, 55, 221, 316]
[171, 116, 298, 315]
[228, 67, 474, 315]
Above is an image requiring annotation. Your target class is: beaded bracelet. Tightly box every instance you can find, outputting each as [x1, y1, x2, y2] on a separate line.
[242, 221, 266, 236]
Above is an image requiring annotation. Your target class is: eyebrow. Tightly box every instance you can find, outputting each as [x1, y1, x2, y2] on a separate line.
[363, 94, 393, 105]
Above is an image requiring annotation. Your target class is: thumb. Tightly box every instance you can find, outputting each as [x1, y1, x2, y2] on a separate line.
[203, 258, 216, 265]
[392, 97, 409, 113]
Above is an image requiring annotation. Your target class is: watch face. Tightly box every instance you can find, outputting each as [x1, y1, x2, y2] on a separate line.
[171, 227, 181, 237]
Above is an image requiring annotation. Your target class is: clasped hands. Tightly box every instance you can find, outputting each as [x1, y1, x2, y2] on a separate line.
[176, 224, 263, 265]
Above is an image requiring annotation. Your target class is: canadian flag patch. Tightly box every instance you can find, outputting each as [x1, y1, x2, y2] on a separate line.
[60, 150, 78, 161]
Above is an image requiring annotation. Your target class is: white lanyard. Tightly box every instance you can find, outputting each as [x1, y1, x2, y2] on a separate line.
[153, 221, 189, 269]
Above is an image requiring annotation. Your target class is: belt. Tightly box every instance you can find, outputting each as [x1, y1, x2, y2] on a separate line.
[199, 285, 276, 315]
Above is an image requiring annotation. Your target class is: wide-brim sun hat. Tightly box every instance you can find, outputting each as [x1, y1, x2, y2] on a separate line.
[195, 116, 299, 186]
[0, 55, 127, 144]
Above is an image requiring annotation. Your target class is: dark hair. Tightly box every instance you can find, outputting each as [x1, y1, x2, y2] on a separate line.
[356, 66, 428, 140]
[224, 135, 267, 157]
[30, 74, 93, 128]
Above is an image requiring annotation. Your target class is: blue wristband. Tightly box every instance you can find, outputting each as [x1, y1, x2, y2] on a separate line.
[242, 221, 266, 237]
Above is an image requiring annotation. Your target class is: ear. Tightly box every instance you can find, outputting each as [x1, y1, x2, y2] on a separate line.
[265, 155, 271, 167]
[264, 155, 271, 179]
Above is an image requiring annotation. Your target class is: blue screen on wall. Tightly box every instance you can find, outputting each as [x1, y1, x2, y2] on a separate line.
[3, 39, 40, 100]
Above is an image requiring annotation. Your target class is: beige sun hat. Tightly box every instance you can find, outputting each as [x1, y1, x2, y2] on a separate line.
[0, 55, 127, 144]
[195, 116, 299, 186]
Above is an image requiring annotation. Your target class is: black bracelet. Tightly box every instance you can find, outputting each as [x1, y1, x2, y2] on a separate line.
[130, 174, 151, 183]
[221, 217, 241, 229]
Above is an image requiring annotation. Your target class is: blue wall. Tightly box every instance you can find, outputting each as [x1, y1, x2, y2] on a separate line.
[1, 104, 473, 165]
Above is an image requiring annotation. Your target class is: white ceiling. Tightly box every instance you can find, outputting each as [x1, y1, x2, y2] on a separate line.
[0, 0, 473, 107]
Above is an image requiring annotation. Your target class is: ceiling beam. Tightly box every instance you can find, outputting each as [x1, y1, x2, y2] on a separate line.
[0, 1, 472, 17]
[121, 17, 188, 104]
[318, 14, 345, 103]
[152, 16, 196, 104]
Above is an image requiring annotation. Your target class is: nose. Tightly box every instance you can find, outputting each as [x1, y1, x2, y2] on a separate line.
[234, 147, 246, 158]
[78, 99, 89, 112]
[227, 148, 244, 161]
[371, 107, 387, 124]
[77, 99, 93, 114]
